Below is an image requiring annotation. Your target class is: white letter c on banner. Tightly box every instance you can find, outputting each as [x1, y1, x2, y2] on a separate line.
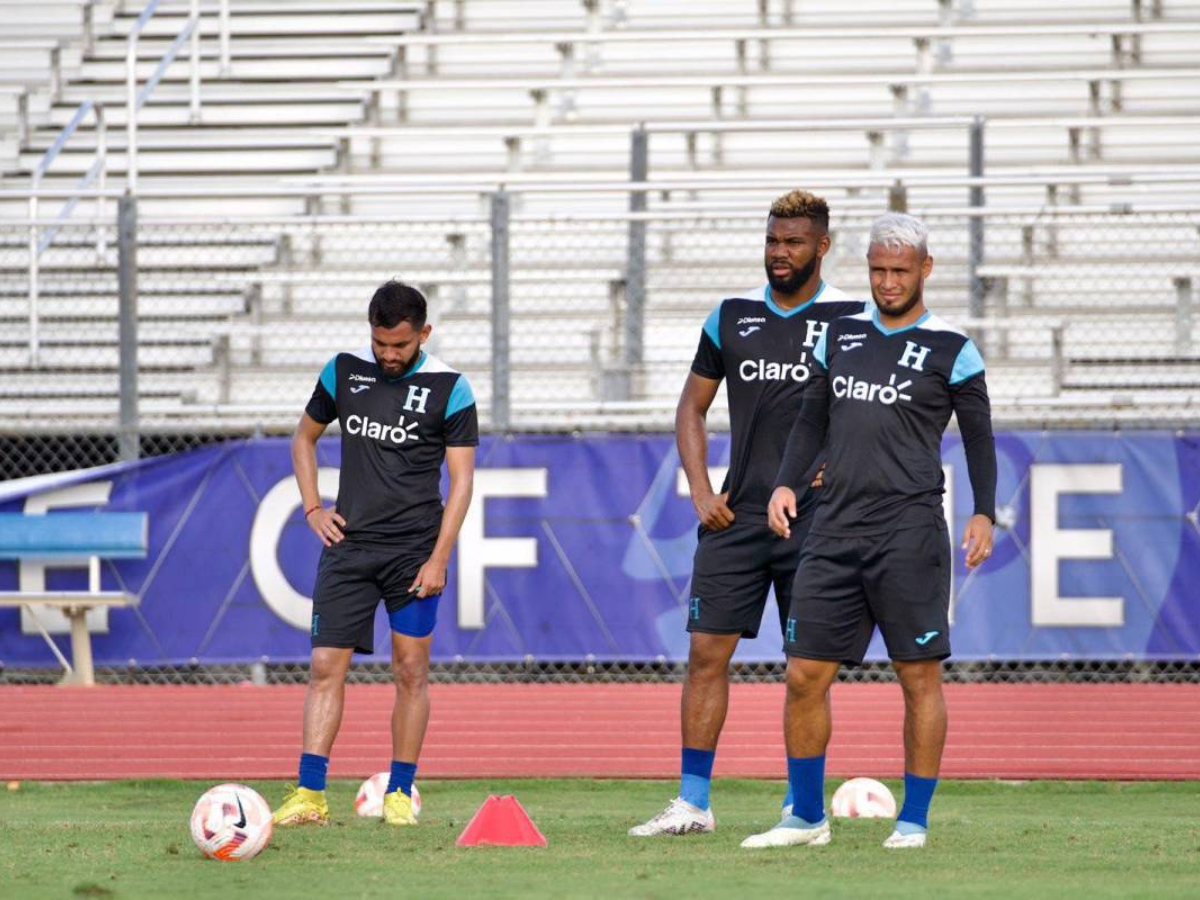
[250, 468, 340, 630]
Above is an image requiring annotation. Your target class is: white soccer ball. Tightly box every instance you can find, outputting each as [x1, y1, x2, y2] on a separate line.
[354, 771, 422, 818]
[190, 783, 273, 861]
[830, 777, 897, 818]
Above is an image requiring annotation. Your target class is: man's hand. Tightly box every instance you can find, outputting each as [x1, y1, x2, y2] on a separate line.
[307, 507, 346, 547]
[810, 463, 825, 489]
[767, 486, 797, 539]
[693, 489, 735, 531]
[962, 513, 994, 569]
[409, 555, 448, 599]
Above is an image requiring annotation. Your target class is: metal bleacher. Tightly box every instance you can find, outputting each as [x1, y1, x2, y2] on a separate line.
[1, 0, 1199, 435]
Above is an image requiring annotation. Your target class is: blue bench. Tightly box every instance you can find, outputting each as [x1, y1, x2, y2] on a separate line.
[0, 511, 148, 685]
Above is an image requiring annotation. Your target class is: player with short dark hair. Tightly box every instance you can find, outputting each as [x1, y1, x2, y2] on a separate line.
[630, 191, 867, 837]
[741, 213, 996, 851]
[273, 280, 477, 828]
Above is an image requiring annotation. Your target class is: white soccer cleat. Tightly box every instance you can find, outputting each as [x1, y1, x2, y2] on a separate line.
[883, 828, 927, 849]
[627, 797, 715, 836]
[740, 815, 831, 849]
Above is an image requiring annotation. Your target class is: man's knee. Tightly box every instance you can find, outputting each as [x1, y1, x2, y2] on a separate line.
[786, 658, 838, 702]
[392, 653, 429, 693]
[894, 660, 944, 699]
[310, 648, 350, 688]
[687, 633, 739, 679]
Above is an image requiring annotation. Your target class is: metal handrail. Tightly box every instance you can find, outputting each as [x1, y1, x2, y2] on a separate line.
[28, 99, 107, 368]
[126, 0, 203, 193]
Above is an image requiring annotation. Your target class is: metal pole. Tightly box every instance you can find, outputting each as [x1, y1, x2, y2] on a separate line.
[118, 193, 139, 461]
[219, 0, 231, 76]
[126, 27, 138, 194]
[967, 116, 986, 327]
[622, 124, 648, 401]
[489, 190, 511, 432]
[189, 0, 201, 122]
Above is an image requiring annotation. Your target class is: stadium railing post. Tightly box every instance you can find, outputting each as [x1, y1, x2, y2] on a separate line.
[490, 190, 511, 431]
[118, 193, 140, 462]
[968, 116, 987, 353]
[620, 124, 649, 403]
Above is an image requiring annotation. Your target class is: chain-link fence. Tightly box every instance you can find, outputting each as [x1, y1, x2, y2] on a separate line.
[2, 196, 1198, 685]
[4, 660, 1200, 686]
[3, 200, 1198, 467]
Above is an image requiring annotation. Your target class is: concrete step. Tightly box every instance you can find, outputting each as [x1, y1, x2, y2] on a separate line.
[0, 242, 277, 270]
[0, 293, 247, 318]
[86, 35, 396, 60]
[48, 96, 365, 127]
[0, 343, 213, 369]
[73, 54, 394, 82]
[17, 144, 339, 175]
[107, 7, 420, 39]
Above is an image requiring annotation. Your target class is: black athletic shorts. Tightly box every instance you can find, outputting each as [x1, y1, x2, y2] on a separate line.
[311, 524, 439, 655]
[784, 514, 952, 665]
[687, 515, 809, 639]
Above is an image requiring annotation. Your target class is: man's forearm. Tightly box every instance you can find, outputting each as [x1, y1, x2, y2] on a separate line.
[676, 406, 714, 497]
[430, 476, 473, 563]
[292, 435, 322, 509]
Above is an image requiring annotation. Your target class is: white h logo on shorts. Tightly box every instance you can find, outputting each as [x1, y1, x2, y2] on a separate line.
[898, 341, 931, 372]
[403, 385, 431, 414]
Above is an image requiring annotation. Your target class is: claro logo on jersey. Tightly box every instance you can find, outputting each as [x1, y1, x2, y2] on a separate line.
[739, 355, 811, 383]
[345, 413, 420, 443]
[832, 373, 913, 405]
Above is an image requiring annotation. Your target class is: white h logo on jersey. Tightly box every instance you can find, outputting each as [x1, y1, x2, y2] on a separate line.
[804, 319, 828, 348]
[403, 385, 431, 414]
[898, 341, 931, 372]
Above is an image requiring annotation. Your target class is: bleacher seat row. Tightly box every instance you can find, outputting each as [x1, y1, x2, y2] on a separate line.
[1, 0, 1198, 432]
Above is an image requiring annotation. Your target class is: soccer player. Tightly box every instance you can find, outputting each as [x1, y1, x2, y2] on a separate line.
[272, 280, 477, 828]
[741, 213, 996, 850]
[630, 191, 867, 837]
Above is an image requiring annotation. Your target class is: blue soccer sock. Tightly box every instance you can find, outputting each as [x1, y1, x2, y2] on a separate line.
[896, 772, 938, 831]
[298, 752, 329, 792]
[387, 760, 418, 797]
[782, 784, 794, 812]
[786, 754, 826, 825]
[679, 747, 715, 811]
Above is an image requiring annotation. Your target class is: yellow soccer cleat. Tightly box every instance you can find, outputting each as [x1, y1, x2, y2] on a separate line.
[272, 785, 329, 826]
[382, 790, 418, 826]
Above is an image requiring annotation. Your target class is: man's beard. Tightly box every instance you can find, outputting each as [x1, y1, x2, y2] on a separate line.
[873, 284, 923, 319]
[376, 349, 421, 376]
[765, 254, 818, 295]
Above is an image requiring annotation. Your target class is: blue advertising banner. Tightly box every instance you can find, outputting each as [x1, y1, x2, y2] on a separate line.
[0, 432, 1197, 666]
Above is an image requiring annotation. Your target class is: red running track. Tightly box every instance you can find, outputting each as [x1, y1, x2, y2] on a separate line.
[1, 683, 1198, 781]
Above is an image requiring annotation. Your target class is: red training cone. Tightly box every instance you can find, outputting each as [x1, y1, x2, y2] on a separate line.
[456, 795, 548, 847]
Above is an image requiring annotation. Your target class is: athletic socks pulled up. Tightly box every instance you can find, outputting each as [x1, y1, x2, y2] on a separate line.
[387, 760, 418, 797]
[679, 747, 716, 811]
[297, 752, 329, 792]
[896, 772, 938, 831]
[786, 754, 826, 825]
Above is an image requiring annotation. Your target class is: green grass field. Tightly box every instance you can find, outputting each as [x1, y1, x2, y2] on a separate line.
[2, 779, 1198, 899]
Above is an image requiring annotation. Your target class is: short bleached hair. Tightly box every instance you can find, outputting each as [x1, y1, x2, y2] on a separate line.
[869, 213, 929, 254]
[769, 190, 830, 231]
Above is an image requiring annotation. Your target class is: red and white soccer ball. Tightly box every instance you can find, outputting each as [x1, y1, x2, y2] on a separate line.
[190, 783, 273, 861]
[830, 777, 897, 818]
[354, 771, 422, 818]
